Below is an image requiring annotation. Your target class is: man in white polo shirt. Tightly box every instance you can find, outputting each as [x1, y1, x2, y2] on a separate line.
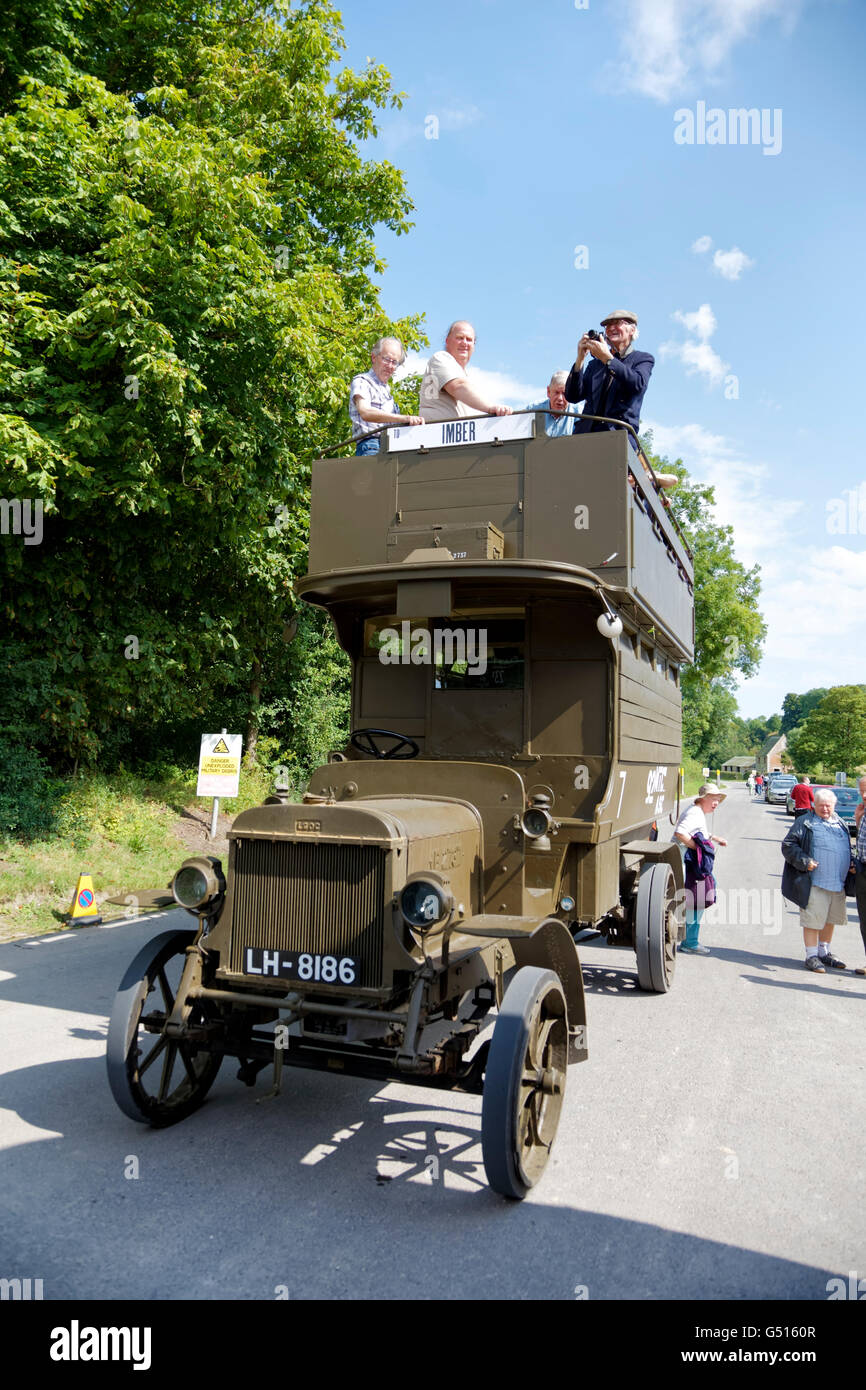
[420, 321, 512, 422]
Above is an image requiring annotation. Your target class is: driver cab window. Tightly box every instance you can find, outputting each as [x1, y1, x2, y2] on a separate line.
[364, 616, 524, 690]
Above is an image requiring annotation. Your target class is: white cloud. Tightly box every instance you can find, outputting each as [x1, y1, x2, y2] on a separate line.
[662, 302, 731, 385]
[614, 0, 805, 103]
[644, 422, 866, 711]
[670, 340, 729, 384]
[749, 545, 866, 664]
[691, 235, 713, 254]
[735, 535, 866, 713]
[712, 246, 755, 280]
[396, 352, 540, 409]
[673, 302, 717, 341]
[643, 418, 802, 563]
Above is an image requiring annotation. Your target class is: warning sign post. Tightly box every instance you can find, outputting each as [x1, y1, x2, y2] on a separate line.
[197, 729, 242, 838]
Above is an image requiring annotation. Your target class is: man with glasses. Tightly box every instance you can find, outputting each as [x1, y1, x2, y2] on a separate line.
[349, 337, 423, 456]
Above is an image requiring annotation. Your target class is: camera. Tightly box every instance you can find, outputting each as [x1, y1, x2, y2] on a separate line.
[586, 329, 603, 341]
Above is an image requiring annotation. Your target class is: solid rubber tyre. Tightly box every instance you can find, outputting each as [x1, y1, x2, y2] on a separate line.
[634, 863, 676, 993]
[481, 966, 568, 1200]
[106, 929, 222, 1126]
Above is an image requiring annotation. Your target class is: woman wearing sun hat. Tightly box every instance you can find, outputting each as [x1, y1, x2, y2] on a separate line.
[673, 783, 728, 955]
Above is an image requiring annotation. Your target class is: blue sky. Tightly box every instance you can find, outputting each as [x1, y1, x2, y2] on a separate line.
[337, 0, 865, 720]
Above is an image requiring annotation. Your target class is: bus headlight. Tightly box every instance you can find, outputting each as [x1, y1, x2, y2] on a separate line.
[399, 876, 452, 932]
[172, 857, 225, 911]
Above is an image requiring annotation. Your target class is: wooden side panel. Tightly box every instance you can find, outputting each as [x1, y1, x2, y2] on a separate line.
[618, 639, 682, 764]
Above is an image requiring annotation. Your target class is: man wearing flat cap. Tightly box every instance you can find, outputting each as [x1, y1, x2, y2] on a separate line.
[564, 311, 654, 451]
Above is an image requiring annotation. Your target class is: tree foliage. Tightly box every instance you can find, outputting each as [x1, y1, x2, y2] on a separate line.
[0, 0, 422, 771]
[786, 686, 866, 775]
[779, 688, 829, 735]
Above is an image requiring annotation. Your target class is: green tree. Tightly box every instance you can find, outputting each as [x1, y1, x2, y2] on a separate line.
[0, 0, 422, 771]
[779, 688, 829, 735]
[787, 686, 866, 775]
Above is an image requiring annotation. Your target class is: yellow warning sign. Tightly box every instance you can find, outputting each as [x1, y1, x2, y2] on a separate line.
[197, 732, 243, 797]
[66, 873, 102, 926]
[200, 757, 239, 776]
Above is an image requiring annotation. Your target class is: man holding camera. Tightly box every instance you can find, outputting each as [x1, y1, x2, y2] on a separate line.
[565, 311, 654, 447]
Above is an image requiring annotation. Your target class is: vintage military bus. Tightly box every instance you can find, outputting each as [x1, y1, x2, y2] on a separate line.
[107, 413, 693, 1200]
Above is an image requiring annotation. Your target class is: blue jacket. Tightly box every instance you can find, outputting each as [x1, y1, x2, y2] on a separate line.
[781, 811, 853, 907]
[564, 346, 654, 450]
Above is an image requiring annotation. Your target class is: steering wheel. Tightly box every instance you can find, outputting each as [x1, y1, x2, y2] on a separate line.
[350, 727, 420, 760]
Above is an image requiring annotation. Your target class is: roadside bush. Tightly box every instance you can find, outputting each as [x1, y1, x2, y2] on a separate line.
[0, 737, 58, 840]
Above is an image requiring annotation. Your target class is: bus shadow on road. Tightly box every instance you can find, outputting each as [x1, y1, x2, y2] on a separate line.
[579, 964, 641, 995]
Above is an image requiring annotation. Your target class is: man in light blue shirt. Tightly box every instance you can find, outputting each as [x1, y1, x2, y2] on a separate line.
[783, 788, 852, 973]
[526, 371, 580, 438]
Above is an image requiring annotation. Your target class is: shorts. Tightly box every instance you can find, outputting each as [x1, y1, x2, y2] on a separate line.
[799, 886, 848, 931]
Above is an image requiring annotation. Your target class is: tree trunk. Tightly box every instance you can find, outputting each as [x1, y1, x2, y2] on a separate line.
[245, 658, 262, 763]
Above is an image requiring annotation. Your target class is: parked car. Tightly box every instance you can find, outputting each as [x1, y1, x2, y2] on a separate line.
[786, 784, 860, 834]
[767, 774, 796, 805]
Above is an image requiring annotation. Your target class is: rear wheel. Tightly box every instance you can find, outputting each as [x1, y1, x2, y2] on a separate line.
[634, 863, 677, 993]
[107, 930, 222, 1126]
[481, 967, 568, 1201]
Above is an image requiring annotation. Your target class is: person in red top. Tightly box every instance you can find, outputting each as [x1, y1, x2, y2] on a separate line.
[791, 775, 815, 818]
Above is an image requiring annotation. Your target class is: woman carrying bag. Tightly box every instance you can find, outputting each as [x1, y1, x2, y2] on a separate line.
[674, 783, 728, 955]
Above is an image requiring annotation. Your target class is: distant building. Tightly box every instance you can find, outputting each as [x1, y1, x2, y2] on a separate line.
[757, 732, 787, 773]
[721, 755, 756, 777]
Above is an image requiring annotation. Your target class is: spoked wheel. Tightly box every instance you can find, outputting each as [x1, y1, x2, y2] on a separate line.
[482, 967, 568, 1201]
[634, 863, 677, 993]
[107, 929, 222, 1127]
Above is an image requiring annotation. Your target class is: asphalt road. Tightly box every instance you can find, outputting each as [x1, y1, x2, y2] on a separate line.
[1, 785, 863, 1301]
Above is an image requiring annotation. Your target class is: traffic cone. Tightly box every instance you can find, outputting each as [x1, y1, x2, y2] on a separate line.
[65, 874, 102, 927]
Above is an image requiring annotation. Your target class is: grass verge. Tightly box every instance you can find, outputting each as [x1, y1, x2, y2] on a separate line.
[0, 762, 289, 942]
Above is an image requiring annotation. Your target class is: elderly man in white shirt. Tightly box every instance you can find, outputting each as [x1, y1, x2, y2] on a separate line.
[420, 321, 512, 422]
[349, 337, 424, 455]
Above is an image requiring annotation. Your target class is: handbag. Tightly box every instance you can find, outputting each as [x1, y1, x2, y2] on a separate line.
[845, 863, 857, 896]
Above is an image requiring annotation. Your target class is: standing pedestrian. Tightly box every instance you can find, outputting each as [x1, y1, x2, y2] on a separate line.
[348, 337, 423, 455]
[790, 774, 815, 819]
[674, 783, 728, 955]
[781, 788, 853, 973]
[747, 771, 756, 798]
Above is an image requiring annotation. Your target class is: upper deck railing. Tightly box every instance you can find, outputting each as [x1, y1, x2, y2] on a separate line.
[323, 410, 692, 561]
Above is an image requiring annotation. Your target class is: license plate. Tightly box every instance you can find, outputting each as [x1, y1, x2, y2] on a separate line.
[243, 947, 360, 986]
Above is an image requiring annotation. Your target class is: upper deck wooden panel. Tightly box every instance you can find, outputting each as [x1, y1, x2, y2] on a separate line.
[305, 424, 694, 661]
